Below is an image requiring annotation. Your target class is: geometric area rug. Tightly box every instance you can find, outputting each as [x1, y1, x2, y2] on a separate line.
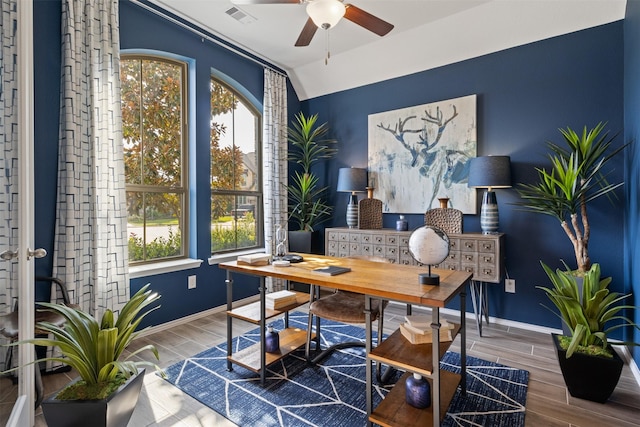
[161, 312, 528, 427]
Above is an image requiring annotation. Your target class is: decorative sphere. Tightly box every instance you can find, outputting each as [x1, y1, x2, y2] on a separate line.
[408, 226, 450, 266]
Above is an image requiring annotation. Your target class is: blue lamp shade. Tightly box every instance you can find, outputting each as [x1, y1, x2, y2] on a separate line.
[337, 167, 367, 193]
[337, 168, 367, 228]
[468, 156, 512, 234]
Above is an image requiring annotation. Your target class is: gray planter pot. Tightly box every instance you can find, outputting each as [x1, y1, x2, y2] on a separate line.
[42, 368, 145, 427]
[288, 230, 319, 253]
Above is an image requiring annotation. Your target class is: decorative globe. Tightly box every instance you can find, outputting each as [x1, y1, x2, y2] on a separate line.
[408, 226, 450, 285]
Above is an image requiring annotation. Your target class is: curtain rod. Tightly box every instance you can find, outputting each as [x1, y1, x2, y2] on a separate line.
[129, 0, 288, 78]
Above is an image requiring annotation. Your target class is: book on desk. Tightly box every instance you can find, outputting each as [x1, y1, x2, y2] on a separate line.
[312, 265, 352, 276]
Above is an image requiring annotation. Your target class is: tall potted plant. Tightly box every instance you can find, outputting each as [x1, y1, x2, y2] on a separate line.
[515, 122, 626, 273]
[287, 112, 337, 252]
[6, 284, 162, 427]
[538, 262, 639, 402]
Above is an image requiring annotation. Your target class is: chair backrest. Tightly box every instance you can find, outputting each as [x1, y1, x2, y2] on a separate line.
[425, 208, 463, 234]
[35, 276, 71, 305]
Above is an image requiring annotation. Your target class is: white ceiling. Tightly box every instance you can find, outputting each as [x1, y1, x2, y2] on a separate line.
[147, 0, 626, 100]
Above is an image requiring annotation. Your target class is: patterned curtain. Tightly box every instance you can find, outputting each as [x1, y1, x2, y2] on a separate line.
[0, 0, 19, 366]
[263, 69, 288, 292]
[53, 0, 129, 320]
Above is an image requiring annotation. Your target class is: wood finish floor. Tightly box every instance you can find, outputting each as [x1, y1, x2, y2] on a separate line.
[2, 301, 639, 426]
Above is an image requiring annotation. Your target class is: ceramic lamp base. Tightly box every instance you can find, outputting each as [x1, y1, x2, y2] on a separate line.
[346, 194, 359, 228]
[480, 190, 499, 234]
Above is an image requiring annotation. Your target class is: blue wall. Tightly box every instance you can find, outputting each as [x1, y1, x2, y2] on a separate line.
[624, 0, 640, 369]
[303, 22, 626, 329]
[33, 0, 301, 327]
[34, 1, 630, 335]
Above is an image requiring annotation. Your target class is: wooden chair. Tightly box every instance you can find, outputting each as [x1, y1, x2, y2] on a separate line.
[305, 256, 391, 381]
[0, 277, 79, 407]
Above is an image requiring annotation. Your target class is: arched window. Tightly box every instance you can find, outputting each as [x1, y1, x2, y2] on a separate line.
[210, 78, 263, 254]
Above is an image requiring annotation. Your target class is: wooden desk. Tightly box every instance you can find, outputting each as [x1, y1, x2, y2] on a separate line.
[220, 254, 472, 427]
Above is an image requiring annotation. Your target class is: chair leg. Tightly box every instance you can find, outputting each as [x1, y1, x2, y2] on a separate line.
[305, 311, 315, 362]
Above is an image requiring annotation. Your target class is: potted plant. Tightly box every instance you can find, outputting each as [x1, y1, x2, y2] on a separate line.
[538, 262, 639, 402]
[6, 284, 162, 427]
[287, 111, 337, 252]
[515, 122, 626, 273]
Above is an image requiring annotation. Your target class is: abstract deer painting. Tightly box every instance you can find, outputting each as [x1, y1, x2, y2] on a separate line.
[368, 94, 477, 214]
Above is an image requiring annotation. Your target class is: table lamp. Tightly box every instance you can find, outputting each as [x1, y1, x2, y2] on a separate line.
[468, 156, 511, 234]
[337, 167, 367, 228]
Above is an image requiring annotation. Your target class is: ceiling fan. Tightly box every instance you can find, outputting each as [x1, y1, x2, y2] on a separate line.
[231, 0, 394, 47]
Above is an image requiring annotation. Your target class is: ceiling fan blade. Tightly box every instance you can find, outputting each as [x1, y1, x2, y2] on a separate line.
[344, 4, 394, 37]
[295, 18, 318, 47]
[231, 0, 300, 4]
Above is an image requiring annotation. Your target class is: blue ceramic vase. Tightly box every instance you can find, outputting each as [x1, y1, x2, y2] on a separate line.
[265, 325, 280, 353]
[405, 373, 431, 408]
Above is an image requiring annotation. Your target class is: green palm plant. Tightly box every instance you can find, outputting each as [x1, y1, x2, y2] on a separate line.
[6, 284, 162, 399]
[538, 262, 639, 358]
[515, 122, 626, 273]
[287, 112, 337, 232]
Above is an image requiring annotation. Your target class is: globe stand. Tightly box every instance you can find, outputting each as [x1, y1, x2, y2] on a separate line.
[408, 225, 450, 288]
[418, 265, 440, 285]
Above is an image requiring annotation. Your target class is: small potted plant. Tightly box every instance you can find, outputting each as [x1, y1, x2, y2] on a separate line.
[287, 111, 337, 252]
[6, 284, 162, 427]
[538, 262, 639, 402]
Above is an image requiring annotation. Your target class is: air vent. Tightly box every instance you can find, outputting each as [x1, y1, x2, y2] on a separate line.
[225, 6, 256, 24]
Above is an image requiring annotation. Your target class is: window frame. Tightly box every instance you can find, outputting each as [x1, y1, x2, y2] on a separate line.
[209, 77, 264, 256]
[121, 53, 190, 265]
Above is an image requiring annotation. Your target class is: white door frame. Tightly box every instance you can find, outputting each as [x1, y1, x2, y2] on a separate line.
[7, 0, 37, 425]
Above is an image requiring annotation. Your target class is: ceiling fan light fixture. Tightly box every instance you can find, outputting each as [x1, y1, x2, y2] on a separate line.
[306, 0, 346, 30]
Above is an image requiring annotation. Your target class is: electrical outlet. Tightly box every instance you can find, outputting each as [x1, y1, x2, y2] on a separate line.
[188, 275, 197, 289]
[505, 278, 515, 293]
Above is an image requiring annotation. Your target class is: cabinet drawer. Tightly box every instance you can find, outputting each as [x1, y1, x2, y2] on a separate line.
[385, 245, 398, 259]
[339, 232, 350, 242]
[361, 244, 373, 256]
[478, 253, 496, 265]
[448, 238, 460, 251]
[461, 252, 476, 263]
[350, 243, 360, 253]
[327, 231, 340, 242]
[385, 235, 399, 246]
[349, 233, 361, 243]
[478, 239, 496, 253]
[476, 265, 498, 282]
[373, 234, 385, 245]
[373, 245, 385, 256]
[460, 239, 477, 252]
[361, 234, 372, 244]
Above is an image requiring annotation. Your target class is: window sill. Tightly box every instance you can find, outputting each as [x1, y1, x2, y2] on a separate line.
[129, 258, 203, 279]
[208, 248, 268, 265]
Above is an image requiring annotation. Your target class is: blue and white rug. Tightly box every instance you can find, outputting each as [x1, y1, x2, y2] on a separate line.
[161, 312, 528, 426]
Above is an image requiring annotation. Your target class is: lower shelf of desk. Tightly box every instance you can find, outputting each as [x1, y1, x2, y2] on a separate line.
[227, 327, 313, 372]
[370, 370, 460, 427]
[368, 325, 460, 377]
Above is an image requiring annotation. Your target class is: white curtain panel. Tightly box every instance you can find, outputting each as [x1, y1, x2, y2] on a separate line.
[0, 0, 19, 367]
[263, 68, 288, 292]
[54, 0, 129, 320]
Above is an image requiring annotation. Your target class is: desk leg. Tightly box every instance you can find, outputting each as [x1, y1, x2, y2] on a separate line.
[364, 295, 373, 427]
[226, 273, 233, 372]
[259, 277, 266, 385]
[461, 285, 467, 396]
[431, 307, 441, 427]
